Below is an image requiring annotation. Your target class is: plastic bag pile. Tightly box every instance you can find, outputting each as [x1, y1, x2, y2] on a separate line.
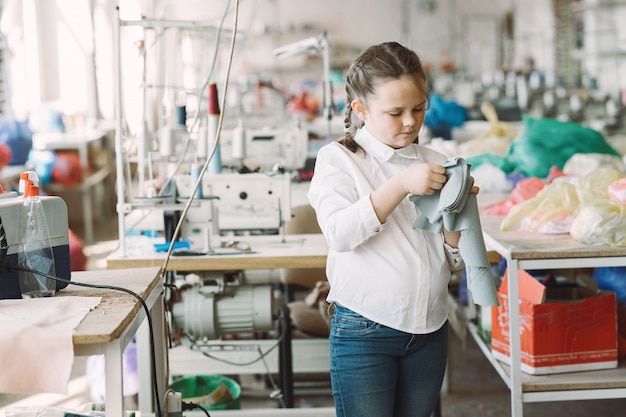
[467, 115, 621, 178]
[489, 165, 626, 247]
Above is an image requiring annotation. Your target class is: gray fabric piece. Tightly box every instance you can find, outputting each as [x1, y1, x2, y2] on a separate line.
[409, 157, 499, 306]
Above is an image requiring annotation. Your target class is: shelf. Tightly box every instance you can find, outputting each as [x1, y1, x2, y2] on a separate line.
[45, 164, 113, 193]
[474, 215, 626, 414]
[44, 164, 114, 243]
[466, 321, 626, 398]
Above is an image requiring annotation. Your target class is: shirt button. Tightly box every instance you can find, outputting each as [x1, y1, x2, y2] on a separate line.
[374, 227, 381, 233]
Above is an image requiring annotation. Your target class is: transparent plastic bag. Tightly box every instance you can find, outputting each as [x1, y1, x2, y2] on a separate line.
[500, 180, 579, 233]
[608, 177, 626, 205]
[575, 167, 623, 205]
[570, 199, 626, 246]
[563, 153, 625, 178]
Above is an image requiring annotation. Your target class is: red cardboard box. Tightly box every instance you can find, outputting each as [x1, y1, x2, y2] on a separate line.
[491, 269, 618, 374]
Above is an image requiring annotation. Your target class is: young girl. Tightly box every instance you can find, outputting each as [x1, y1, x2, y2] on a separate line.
[308, 42, 471, 417]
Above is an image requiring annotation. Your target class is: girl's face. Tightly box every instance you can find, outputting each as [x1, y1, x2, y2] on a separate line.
[352, 75, 427, 149]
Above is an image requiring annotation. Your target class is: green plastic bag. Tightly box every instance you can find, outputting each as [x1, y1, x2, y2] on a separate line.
[504, 116, 620, 178]
[467, 116, 621, 178]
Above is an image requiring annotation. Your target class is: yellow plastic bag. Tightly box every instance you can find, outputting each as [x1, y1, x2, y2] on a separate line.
[576, 167, 624, 205]
[459, 102, 518, 158]
[500, 181, 579, 233]
[571, 199, 626, 246]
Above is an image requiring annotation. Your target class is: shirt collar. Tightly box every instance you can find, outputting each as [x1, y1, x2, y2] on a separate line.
[354, 126, 420, 162]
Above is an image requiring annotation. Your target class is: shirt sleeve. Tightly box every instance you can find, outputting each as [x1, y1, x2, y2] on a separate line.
[443, 242, 465, 271]
[308, 143, 384, 252]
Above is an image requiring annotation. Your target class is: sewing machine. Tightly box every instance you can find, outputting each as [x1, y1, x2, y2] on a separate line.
[175, 171, 292, 238]
[220, 125, 309, 171]
[0, 192, 71, 299]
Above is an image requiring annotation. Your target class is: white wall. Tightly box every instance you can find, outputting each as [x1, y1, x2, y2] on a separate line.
[3, 0, 625, 123]
[133, 0, 514, 77]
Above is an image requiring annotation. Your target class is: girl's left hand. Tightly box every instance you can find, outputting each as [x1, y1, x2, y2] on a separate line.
[470, 176, 479, 194]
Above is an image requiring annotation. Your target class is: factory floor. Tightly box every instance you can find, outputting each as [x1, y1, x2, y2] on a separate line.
[1, 217, 626, 416]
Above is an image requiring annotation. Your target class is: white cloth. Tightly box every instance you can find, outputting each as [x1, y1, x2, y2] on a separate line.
[308, 127, 456, 334]
[0, 296, 101, 394]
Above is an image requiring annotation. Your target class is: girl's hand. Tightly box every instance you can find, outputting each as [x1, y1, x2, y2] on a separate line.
[400, 163, 447, 196]
[470, 176, 479, 194]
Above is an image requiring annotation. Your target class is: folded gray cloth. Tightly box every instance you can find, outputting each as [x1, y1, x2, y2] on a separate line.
[409, 157, 499, 306]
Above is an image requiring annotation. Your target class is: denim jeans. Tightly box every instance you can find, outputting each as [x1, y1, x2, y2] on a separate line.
[329, 303, 448, 417]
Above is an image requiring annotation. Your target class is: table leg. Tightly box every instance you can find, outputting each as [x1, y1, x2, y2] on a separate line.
[104, 339, 125, 417]
[507, 259, 524, 417]
[138, 293, 167, 415]
[82, 182, 94, 244]
[278, 304, 294, 408]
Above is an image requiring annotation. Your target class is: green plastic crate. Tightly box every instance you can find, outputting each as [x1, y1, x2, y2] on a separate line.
[169, 375, 241, 410]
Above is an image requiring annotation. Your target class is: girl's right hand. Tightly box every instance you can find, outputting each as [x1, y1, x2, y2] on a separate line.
[400, 163, 447, 196]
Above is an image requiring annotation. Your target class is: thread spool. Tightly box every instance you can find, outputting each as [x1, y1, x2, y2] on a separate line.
[197, 117, 208, 158]
[191, 163, 203, 199]
[207, 83, 222, 174]
[159, 127, 174, 158]
[176, 105, 186, 126]
[232, 119, 246, 163]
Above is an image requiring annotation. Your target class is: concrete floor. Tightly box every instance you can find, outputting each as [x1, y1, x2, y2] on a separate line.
[2, 217, 626, 416]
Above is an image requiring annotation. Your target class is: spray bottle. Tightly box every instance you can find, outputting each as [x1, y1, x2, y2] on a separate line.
[18, 182, 57, 298]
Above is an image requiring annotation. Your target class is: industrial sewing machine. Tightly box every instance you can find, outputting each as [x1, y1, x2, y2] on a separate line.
[174, 170, 292, 241]
[0, 191, 71, 299]
[171, 170, 291, 328]
[111, 171, 290, 340]
[219, 125, 309, 172]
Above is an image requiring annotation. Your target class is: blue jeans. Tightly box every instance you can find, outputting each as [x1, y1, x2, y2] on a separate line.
[329, 304, 448, 417]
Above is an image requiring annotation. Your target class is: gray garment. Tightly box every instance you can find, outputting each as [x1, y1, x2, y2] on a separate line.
[409, 157, 499, 306]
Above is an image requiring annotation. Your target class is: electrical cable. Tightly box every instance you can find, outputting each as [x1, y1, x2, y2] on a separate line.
[182, 401, 211, 417]
[9, 263, 165, 417]
[161, 0, 240, 273]
[0, 215, 7, 269]
[182, 305, 287, 407]
[158, 0, 233, 197]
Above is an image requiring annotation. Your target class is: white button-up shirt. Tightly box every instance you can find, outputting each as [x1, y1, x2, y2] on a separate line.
[308, 127, 455, 334]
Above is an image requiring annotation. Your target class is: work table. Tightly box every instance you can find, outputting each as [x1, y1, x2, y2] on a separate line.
[478, 213, 626, 416]
[106, 233, 328, 271]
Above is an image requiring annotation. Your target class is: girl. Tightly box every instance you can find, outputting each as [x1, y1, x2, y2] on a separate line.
[308, 41, 471, 417]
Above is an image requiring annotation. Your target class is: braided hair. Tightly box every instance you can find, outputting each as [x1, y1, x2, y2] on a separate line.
[338, 42, 430, 153]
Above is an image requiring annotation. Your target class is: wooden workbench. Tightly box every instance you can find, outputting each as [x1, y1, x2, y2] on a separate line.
[106, 233, 328, 271]
[59, 266, 165, 417]
[106, 233, 329, 409]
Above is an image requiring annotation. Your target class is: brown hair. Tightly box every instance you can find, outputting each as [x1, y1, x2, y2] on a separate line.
[338, 42, 430, 153]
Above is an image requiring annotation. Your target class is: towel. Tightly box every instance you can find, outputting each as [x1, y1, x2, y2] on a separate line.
[0, 296, 101, 394]
[409, 157, 499, 306]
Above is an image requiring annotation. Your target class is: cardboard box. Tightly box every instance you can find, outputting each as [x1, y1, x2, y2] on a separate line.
[491, 268, 618, 375]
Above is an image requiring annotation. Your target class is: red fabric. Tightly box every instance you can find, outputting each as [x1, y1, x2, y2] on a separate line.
[546, 166, 567, 183]
[68, 229, 87, 271]
[0, 144, 12, 170]
[510, 177, 545, 204]
[52, 152, 83, 185]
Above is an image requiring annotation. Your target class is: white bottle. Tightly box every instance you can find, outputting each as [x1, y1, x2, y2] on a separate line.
[18, 183, 57, 298]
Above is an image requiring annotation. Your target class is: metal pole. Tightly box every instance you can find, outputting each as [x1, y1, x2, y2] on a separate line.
[113, 5, 126, 256]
